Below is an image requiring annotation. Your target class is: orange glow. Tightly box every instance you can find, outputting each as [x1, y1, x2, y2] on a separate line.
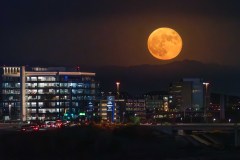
[147, 27, 182, 60]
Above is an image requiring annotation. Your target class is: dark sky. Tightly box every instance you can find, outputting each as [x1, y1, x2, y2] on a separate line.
[1, 0, 240, 66]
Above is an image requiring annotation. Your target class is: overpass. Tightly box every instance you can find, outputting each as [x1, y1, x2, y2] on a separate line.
[143, 123, 240, 147]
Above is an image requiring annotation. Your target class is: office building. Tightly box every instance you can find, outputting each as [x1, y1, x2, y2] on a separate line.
[210, 93, 240, 122]
[169, 78, 204, 112]
[125, 99, 146, 121]
[98, 92, 126, 123]
[99, 96, 117, 122]
[144, 91, 172, 121]
[0, 66, 99, 121]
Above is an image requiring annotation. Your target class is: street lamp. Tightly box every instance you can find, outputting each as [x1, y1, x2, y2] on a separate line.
[213, 118, 216, 123]
[9, 104, 12, 120]
[116, 82, 120, 98]
[203, 82, 209, 122]
[229, 118, 231, 123]
[116, 82, 121, 123]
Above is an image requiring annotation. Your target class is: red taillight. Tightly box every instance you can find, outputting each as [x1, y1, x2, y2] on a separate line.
[33, 127, 39, 131]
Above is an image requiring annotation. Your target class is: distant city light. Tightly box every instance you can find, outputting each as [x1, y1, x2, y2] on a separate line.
[213, 118, 216, 122]
[79, 113, 85, 116]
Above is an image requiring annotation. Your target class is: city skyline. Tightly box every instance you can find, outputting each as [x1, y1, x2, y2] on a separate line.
[1, 65, 240, 125]
[2, 59, 240, 96]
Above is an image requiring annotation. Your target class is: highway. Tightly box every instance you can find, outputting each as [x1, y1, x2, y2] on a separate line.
[141, 123, 240, 147]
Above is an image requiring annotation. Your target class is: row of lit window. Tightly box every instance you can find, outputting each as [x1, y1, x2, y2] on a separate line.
[2, 83, 20, 88]
[2, 89, 20, 94]
[26, 101, 94, 108]
[27, 108, 64, 113]
[25, 83, 95, 89]
[26, 95, 95, 101]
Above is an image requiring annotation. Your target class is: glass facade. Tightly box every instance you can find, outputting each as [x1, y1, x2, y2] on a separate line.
[1, 76, 21, 120]
[0, 67, 99, 121]
[183, 78, 203, 111]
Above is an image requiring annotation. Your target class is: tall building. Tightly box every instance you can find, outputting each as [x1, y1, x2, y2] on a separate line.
[0, 66, 99, 121]
[169, 78, 204, 112]
[183, 78, 204, 111]
[169, 81, 192, 111]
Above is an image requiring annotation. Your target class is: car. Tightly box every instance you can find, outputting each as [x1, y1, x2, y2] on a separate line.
[62, 120, 71, 128]
[21, 124, 39, 132]
[38, 122, 46, 129]
[46, 121, 56, 128]
[29, 120, 46, 129]
[55, 120, 63, 128]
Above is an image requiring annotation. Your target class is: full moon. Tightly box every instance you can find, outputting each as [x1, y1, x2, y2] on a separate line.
[147, 27, 182, 60]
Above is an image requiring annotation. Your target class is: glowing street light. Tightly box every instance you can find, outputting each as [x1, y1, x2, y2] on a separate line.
[203, 82, 209, 89]
[116, 82, 120, 98]
[8, 104, 12, 120]
[213, 118, 216, 123]
[116, 82, 120, 93]
[203, 82, 210, 122]
[116, 82, 121, 122]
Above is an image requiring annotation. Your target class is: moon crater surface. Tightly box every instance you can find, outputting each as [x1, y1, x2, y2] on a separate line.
[148, 28, 182, 60]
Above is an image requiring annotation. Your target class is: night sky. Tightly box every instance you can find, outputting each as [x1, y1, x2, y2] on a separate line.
[1, 0, 240, 67]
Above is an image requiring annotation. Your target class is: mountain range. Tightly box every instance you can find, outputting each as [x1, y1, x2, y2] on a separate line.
[79, 60, 240, 96]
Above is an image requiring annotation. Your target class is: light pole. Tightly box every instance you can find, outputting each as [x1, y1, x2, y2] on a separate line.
[9, 104, 12, 120]
[116, 82, 120, 98]
[116, 82, 120, 122]
[203, 82, 209, 122]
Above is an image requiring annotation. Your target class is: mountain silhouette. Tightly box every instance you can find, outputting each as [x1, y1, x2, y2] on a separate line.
[79, 60, 240, 96]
